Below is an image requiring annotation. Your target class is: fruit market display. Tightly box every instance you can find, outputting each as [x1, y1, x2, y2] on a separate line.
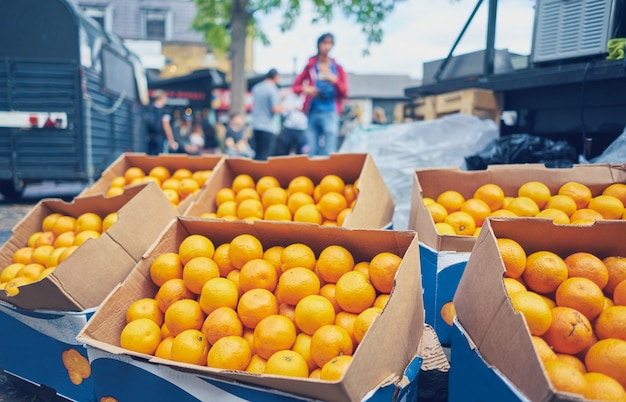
[119, 233, 401, 380]
[0, 211, 118, 295]
[106, 166, 213, 206]
[497, 238, 626, 399]
[200, 173, 358, 225]
[426, 181, 626, 236]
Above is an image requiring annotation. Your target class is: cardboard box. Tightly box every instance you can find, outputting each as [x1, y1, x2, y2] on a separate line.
[0, 181, 177, 311]
[184, 154, 395, 230]
[408, 163, 626, 346]
[79, 152, 224, 213]
[453, 217, 626, 402]
[409, 88, 503, 124]
[77, 218, 423, 402]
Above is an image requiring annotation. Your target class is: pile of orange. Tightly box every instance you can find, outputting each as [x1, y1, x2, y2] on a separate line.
[120, 233, 402, 381]
[426, 181, 626, 236]
[105, 166, 213, 206]
[0, 211, 118, 295]
[496, 237, 626, 399]
[201, 173, 358, 226]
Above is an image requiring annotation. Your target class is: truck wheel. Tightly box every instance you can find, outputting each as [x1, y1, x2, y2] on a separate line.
[0, 181, 22, 201]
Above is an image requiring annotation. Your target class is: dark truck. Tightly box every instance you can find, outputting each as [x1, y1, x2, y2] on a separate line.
[0, 0, 148, 199]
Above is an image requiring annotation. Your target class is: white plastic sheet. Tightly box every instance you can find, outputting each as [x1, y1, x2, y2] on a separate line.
[339, 114, 500, 230]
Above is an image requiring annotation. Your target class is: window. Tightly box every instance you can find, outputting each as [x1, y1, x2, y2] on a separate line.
[80, 5, 112, 32]
[142, 9, 171, 40]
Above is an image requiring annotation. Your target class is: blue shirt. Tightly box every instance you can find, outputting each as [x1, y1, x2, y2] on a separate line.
[310, 62, 337, 113]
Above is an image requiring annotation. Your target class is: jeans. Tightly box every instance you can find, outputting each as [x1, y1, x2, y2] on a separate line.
[253, 129, 277, 161]
[306, 110, 339, 157]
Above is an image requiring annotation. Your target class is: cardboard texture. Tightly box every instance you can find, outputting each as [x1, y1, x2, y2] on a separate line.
[78, 152, 224, 213]
[454, 217, 626, 402]
[407, 163, 626, 345]
[77, 218, 423, 402]
[184, 154, 395, 230]
[0, 182, 177, 311]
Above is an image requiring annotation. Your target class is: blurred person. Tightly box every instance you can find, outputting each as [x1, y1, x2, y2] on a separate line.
[251, 68, 283, 160]
[372, 107, 387, 125]
[293, 32, 348, 157]
[146, 90, 177, 154]
[275, 92, 308, 155]
[197, 109, 219, 154]
[224, 113, 255, 158]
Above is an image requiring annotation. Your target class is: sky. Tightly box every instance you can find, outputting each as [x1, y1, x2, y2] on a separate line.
[252, 0, 536, 79]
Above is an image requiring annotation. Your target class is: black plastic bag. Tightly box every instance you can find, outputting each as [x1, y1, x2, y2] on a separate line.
[465, 133, 578, 170]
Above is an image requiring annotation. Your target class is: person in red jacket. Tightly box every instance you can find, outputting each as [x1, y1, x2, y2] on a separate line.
[292, 33, 348, 156]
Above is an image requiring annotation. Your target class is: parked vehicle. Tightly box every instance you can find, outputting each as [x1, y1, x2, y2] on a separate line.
[0, 0, 149, 199]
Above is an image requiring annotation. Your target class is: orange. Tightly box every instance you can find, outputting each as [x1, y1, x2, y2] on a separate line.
[215, 187, 236, 206]
[343, 184, 357, 207]
[595, 306, 626, 341]
[353, 261, 369, 277]
[239, 258, 278, 293]
[15, 263, 45, 281]
[253, 314, 297, 359]
[474, 183, 505, 211]
[278, 303, 296, 325]
[73, 230, 100, 246]
[497, 238, 527, 279]
[106, 186, 125, 197]
[212, 243, 237, 277]
[261, 187, 289, 209]
[460, 198, 491, 227]
[334, 311, 358, 345]
[435, 222, 456, 235]
[201, 306, 243, 345]
[335, 271, 376, 314]
[170, 329, 209, 365]
[603, 183, 626, 206]
[444, 211, 476, 236]
[75, 212, 103, 233]
[150, 252, 183, 287]
[368, 251, 402, 293]
[518, 181, 551, 210]
[313, 184, 323, 203]
[604, 256, 626, 295]
[263, 245, 284, 272]
[558, 182, 592, 210]
[280, 243, 316, 272]
[522, 251, 568, 294]
[426, 202, 448, 223]
[288, 176, 315, 196]
[319, 283, 342, 314]
[199, 277, 239, 314]
[504, 197, 540, 217]
[57, 245, 79, 264]
[291, 332, 316, 371]
[440, 301, 456, 326]
[555, 277, 605, 321]
[4, 277, 31, 295]
[585, 338, 626, 388]
[237, 288, 278, 329]
[616, 280, 626, 306]
[178, 234, 215, 265]
[373, 294, 390, 310]
[171, 168, 192, 181]
[182, 257, 220, 294]
[161, 178, 180, 192]
[207, 335, 252, 370]
[605, 296, 615, 310]
[320, 355, 352, 381]
[318, 192, 347, 221]
[148, 166, 171, 183]
[242, 328, 255, 355]
[155, 278, 195, 313]
[119, 318, 162, 355]
[353, 307, 381, 344]
[38, 267, 56, 281]
[31, 245, 55, 267]
[489, 209, 517, 218]
[570, 208, 604, 223]
[245, 354, 267, 374]
[264, 350, 309, 378]
[555, 353, 587, 374]
[294, 204, 323, 224]
[229, 234, 264, 270]
[436, 190, 465, 214]
[41, 212, 62, 232]
[544, 306, 593, 354]
[564, 252, 609, 290]
[531, 336, 558, 365]
[193, 169, 212, 187]
[234, 187, 261, 204]
[53, 231, 75, 248]
[256, 175, 280, 196]
[589, 194, 625, 219]
[27, 232, 43, 248]
[509, 291, 552, 336]
[275, 267, 321, 305]
[583, 372, 626, 402]
[231, 173, 256, 194]
[535, 208, 570, 224]
[0, 263, 25, 283]
[34, 231, 56, 247]
[310, 324, 353, 368]
[124, 166, 145, 184]
[316, 245, 354, 284]
[51, 216, 77, 237]
[216, 200, 237, 218]
[126, 298, 164, 326]
[423, 197, 436, 206]
[162, 188, 180, 205]
[163, 299, 205, 337]
[178, 178, 200, 199]
[263, 204, 292, 221]
[294, 295, 336, 335]
[226, 269, 242, 297]
[154, 336, 174, 360]
[319, 174, 345, 197]
[543, 360, 588, 397]
[546, 194, 578, 217]
[287, 192, 315, 214]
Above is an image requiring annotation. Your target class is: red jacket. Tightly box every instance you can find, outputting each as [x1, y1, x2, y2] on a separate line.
[292, 56, 348, 115]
